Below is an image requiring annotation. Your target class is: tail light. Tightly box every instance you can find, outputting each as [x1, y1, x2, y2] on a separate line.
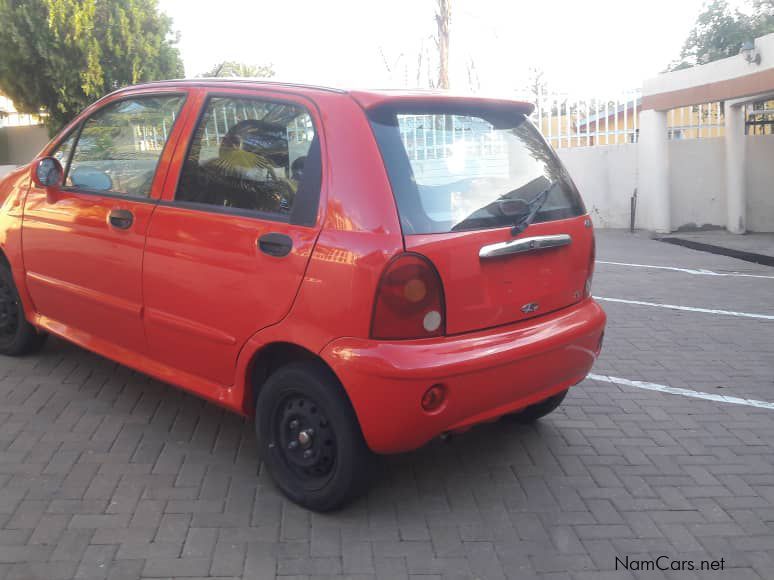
[371, 253, 445, 340]
[585, 233, 596, 297]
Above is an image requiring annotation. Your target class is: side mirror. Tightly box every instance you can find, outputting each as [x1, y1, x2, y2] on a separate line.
[31, 157, 64, 189]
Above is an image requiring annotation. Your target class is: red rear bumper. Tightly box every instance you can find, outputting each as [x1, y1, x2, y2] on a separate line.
[321, 298, 606, 453]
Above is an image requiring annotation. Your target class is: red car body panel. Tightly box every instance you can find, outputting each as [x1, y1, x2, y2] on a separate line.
[0, 80, 606, 454]
[323, 297, 605, 453]
[348, 89, 535, 115]
[144, 88, 325, 385]
[23, 188, 157, 354]
[0, 168, 34, 321]
[406, 216, 594, 335]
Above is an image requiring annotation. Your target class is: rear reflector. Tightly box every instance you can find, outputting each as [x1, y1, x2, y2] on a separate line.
[423, 310, 442, 332]
[421, 384, 447, 412]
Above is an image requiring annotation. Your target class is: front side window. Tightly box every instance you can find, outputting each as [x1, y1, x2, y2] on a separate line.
[176, 96, 320, 222]
[369, 105, 585, 234]
[65, 95, 185, 198]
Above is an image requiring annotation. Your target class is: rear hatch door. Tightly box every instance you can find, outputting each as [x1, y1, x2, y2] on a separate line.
[405, 216, 592, 334]
[368, 101, 593, 334]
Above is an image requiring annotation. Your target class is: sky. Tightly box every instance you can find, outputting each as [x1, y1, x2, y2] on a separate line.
[157, 0, 733, 97]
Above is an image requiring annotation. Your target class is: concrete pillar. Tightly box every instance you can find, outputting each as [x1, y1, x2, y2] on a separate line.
[724, 102, 747, 234]
[638, 109, 671, 233]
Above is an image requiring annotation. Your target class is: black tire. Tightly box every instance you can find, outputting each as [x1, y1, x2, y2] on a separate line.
[0, 264, 47, 356]
[255, 361, 373, 511]
[510, 389, 568, 423]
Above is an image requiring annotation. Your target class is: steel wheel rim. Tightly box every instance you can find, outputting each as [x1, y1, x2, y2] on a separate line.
[272, 391, 337, 488]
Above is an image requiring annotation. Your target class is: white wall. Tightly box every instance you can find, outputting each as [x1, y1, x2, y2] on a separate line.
[643, 33, 774, 99]
[746, 134, 774, 232]
[0, 125, 49, 165]
[668, 138, 726, 230]
[557, 145, 637, 229]
[558, 136, 773, 232]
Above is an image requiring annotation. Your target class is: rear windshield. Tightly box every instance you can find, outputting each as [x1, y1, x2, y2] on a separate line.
[368, 105, 585, 235]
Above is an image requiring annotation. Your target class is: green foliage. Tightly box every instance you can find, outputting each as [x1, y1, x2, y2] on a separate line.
[669, 0, 774, 70]
[201, 61, 275, 79]
[0, 0, 184, 132]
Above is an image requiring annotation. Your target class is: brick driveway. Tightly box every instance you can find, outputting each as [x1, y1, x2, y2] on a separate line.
[0, 230, 773, 579]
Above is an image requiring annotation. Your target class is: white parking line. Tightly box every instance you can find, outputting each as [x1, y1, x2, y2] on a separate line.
[588, 373, 774, 411]
[594, 296, 774, 320]
[597, 260, 774, 280]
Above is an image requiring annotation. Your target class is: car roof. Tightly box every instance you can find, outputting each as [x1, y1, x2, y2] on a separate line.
[119, 78, 347, 94]
[111, 79, 535, 113]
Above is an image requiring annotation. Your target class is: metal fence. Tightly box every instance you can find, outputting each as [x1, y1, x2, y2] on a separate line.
[527, 91, 642, 148]
[526, 91, 728, 148]
[666, 102, 725, 140]
[390, 90, 773, 155]
[0, 95, 44, 128]
[745, 100, 774, 135]
[384, 91, 737, 162]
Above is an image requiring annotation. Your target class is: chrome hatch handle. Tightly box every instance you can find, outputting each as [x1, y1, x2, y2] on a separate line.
[479, 234, 572, 259]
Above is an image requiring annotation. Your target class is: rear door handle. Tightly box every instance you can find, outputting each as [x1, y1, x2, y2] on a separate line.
[108, 209, 134, 230]
[258, 233, 293, 257]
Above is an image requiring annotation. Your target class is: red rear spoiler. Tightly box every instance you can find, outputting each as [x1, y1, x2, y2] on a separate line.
[348, 90, 535, 116]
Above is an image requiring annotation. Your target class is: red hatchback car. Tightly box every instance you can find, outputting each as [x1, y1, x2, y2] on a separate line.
[0, 80, 605, 510]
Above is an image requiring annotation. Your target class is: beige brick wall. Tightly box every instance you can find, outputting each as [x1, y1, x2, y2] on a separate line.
[0, 125, 50, 165]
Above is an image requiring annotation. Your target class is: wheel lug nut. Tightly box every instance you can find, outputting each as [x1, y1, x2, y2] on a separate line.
[289, 420, 299, 430]
[303, 449, 313, 459]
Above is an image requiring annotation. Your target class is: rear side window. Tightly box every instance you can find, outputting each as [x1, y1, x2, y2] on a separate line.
[66, 95, 185, 198]
[369, 105, 584, 234]
[176, 96, 321, 224]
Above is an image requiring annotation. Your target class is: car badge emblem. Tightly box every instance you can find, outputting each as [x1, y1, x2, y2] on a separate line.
[521, 302, 539, 314]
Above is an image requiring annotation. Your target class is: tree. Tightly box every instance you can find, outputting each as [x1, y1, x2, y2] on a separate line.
[523, 67, 547, 102]
[465, 58, 480, 91]
[669, 0, 774, 69]
[435, 0, 451, 89]
[201, 61, 275, 79]
[378, 0, 452, 90]
[0, 0, 184, 132]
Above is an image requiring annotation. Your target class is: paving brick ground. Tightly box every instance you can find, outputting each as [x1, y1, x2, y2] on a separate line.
[0, 229, 773, 579]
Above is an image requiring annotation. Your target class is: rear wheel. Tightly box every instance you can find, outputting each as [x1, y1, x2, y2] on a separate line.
[255, 361, 373, 511]
[0, 264, 46, 356]
[510, 389, 568, 423]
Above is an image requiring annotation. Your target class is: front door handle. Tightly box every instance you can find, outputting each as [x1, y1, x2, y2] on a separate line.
[258, 233, 293, 257]
[108, 209, 134, 230]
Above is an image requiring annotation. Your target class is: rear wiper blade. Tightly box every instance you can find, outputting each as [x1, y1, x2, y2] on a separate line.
[510, 181, 555, 236]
